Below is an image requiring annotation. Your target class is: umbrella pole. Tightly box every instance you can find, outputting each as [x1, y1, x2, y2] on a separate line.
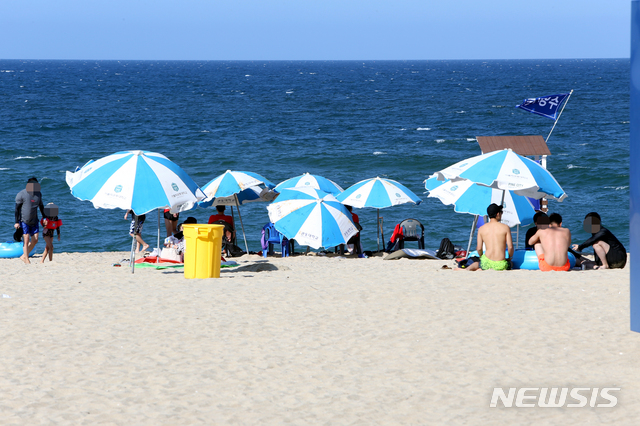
[157, 209, 161, 263]
[466, 215, 479, 256]
[516, 224, 520, 249]
[379, 215, 385, 252]
[235, 194, 250, 255]
[377, 209, 380, 252]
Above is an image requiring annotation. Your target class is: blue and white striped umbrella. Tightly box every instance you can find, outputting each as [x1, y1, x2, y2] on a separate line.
[267, 187, 358, 249]
[275, 173, 344, 195]
[201, 170, 275, 200]
[425, 176, 535, 227]
[65, 150, 205, 215]
[432, 149, 567, 201]
[335, 177, 422, 208]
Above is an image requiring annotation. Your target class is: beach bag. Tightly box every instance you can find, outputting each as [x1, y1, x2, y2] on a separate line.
[435, 238, 456, 259]
[160, 247, 182, 262]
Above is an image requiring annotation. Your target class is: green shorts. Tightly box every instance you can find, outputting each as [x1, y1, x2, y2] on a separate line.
[480, 254, 509, 271]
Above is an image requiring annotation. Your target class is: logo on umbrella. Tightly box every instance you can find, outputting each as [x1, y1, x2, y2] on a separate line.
[172, 183, 179, 191]
[395, 193, 401, 198]
[512, 169, 520, 175]
[304, 182, 310, 186]
[114, 185, 123, 193]
[356, 194, 362, 199]
[451, 185, 458, 191]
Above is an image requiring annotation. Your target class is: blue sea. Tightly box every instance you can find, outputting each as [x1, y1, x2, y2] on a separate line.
[0, 59, 630, 253]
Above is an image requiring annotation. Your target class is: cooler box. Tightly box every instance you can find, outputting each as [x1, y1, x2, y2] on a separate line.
[182, 224, 224, 279]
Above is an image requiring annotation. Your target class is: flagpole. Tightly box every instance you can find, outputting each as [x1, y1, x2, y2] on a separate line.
[545, 89, 573, 143]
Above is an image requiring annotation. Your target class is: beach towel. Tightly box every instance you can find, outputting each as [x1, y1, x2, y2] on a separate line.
[384, 248, 438, 260]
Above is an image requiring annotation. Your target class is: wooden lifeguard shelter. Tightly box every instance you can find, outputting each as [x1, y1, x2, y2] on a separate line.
[476, 135, 551, 211]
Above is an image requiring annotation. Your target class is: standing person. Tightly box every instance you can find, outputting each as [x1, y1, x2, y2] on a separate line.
[14, 177, 45, 264]
[528, 213, 572, 271]
[124, 210, 149, 253]
[40, 203, 62, 263]
[163, 208, 179, 237]
[572, 212, 627, 269]
[464, 204, 513, 271]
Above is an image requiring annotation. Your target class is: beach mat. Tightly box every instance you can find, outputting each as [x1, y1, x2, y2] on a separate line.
[384, 248, 438, 260]
[134, 260, 240, 270]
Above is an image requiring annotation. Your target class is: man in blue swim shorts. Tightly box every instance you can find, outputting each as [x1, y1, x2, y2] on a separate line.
[14, 177, 46, 264]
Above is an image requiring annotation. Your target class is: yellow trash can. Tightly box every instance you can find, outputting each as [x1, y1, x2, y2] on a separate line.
[182, 224, 224, 279]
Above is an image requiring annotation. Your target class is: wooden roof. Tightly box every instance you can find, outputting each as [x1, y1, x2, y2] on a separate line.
[476, 136, 551, 156]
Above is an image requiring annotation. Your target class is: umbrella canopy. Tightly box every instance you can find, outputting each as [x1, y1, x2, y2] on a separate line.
[425, 176, 535, 228]
[275, 173, 344, 195]
[335, 176, 422, 208]
[65, 150, 206, 273]
[199, 186, 278, 207]
[267, 187, 358, 249]
[201, 170, 276, 254]
[432, 148, 566, 201]
[65, 150, 205, 215]
[201, 170, 275, 200]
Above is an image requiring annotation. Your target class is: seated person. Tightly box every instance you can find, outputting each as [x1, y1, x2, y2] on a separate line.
[572, 212, 627, 269]
[345, 205, 366, 258]
[208, 205, 235, 242]
[528, 212, 571, 271]
[463, 203, 513, 271]
[524, 212, 548, 250]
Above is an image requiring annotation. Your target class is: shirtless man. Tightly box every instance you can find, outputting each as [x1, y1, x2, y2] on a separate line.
[528, 212, 572, 271]
[465, 203, 513, 271]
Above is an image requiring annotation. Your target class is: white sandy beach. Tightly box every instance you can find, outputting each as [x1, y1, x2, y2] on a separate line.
[1, 252, 637, 425]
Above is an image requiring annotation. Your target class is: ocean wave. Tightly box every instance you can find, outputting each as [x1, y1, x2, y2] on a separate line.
[0, 167, 9, 170]
[416, 127, 431, 131]
[399, 128, 407, 131]
[373, 151, 387, 155]
[604, 186, 629, 191]
[467, 138, 476, 142]
[200, 130, 210, 133]
[14, 155, 37, 160]
[567, 164, 587, 169]
[1, 70, 15, 73]
[456, 111, 466, 114]
[435, 139, 446, 143]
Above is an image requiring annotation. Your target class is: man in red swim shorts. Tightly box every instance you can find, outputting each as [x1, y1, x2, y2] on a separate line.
[528, 213, 572, 272]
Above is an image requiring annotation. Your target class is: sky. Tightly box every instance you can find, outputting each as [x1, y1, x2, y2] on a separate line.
[0, 0, 631, 61]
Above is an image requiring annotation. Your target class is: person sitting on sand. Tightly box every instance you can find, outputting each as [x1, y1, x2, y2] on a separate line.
[124, 210, 148, 253]
[528, 212, 572, 271]
[524, 211, 548, 250]
[572, 212, 627, 269]
[464, 203, 513, 271]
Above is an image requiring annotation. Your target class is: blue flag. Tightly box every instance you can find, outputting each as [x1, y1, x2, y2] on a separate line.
[516, 93, 569, 120]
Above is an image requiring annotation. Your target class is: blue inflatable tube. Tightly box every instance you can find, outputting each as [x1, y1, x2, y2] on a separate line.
[0, 241, 35, 259]
[467, 249, 576, 270]
[511, 249, 576, 270]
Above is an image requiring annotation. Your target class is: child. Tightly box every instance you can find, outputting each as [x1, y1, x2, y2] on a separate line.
[124, 210, 149, 253]
[40, 203, 62, 263]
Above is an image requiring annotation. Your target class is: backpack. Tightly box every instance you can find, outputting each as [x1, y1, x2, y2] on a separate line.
[435, 238, 456, 259]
